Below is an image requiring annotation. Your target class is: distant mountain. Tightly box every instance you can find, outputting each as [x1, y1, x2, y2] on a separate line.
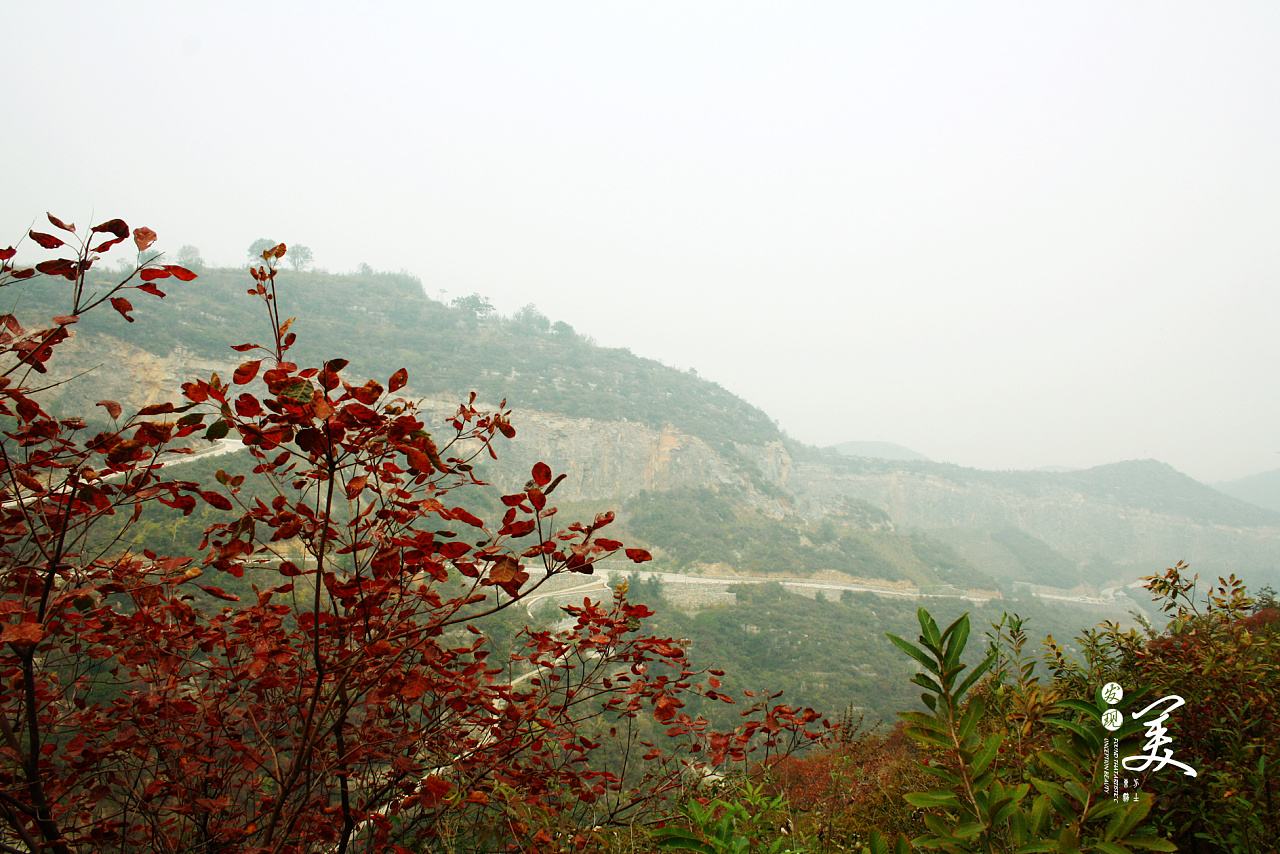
[831, 441, 929, 462]
[17, 265, 1280, 593]
[793, 452, 1280, 588]
[1215, 469, 1280, 515]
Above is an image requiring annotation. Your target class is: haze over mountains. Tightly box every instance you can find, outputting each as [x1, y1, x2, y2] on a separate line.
[1216, 468, 1280, 515]
[23, 266, 1280, 601]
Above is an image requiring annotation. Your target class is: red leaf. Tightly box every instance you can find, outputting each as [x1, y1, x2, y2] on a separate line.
[417, 775, 451, 808]
[1, 622, 45, 647]
[52, 314, 79, 325]
[0, 246, 14, 261]
[503, 519, 536, 538]
[532, 462, 552, 487]
[110, 296, 135, 322]
[91, 236, 127, 253]
[625, 548, 652, 563]
[137, 283, 166, 297]
[484, 555, 528, 597]
[91, 218, 129, 238]
[165, 264, 198, 281]
[406, 448, 433, 473]
[595, 538, 623, 551]
[234, 394, 263, 417]
[198, 585, 239, 602]
[47, 213, 75, 232]
[400, 675, 430, 702]
[389, 367, 408, 392]
[28, 230, 64, 249]
[345, 475, 368, 500]
[133, 227, 157, 252]
[97, 400, 123, 420]
[16, 396, 40, 422]
[438, 541, 470, 560]
[200, 490, 233, 511]
[230, 343, 259, 352]
[36, 259, 76, 279]
[654, 695, 681, 723]
[139, 267, 172, 281]
[449, 507, 484, 528]
[233, 360, 261, 385]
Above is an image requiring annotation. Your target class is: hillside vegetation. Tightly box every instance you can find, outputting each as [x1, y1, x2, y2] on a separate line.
[19, 264, 1280, 594]
[14, 266, 780, 447]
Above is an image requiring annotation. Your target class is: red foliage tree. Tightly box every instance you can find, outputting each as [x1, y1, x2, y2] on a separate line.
[0, 217, 822, 852]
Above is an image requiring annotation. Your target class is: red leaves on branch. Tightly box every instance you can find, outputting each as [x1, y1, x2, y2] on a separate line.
[138, 264, 197, 282]
[484, 555, 529, 597]
[0, 209, 819, 853]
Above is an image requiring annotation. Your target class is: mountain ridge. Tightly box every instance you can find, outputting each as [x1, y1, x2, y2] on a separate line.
[16, 265, 1280, 591]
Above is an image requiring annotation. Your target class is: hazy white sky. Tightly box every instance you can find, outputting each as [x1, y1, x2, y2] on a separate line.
[5, 2, 1279, 481]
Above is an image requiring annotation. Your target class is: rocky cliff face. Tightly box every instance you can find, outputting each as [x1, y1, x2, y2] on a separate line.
[465, 408, 792, 513]
[39, 329, 792, 514]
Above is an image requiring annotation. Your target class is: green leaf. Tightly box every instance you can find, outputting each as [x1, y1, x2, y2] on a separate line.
[911, 672, 944, 694]
[1029, 777, 1073, 817]
[905, 789, 962, 809]
[1056, 698, 1102, 719]
[1029, 794, 1050, 834]
[204, 419, 230, 441]
[900, 711, 948, 732]
[1107, 797, 1152, 839]
[921, 763, 961, 786]
[1091, 843, 1132, 854]
[1038, 749, 1088, 788]
[952, 821, 986, 840]
[1045, 717, 1101, 752]
[1124, 837, 1177, 852]
[957, 696, 986, 743]
[943, 614, 970, 671]
[918, 608, 943, 652]
[954, 651, 995, 701]
[652, 829, 718, 853]
[888, 632, 940, 675]
[1063, 780, 1090, 808]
